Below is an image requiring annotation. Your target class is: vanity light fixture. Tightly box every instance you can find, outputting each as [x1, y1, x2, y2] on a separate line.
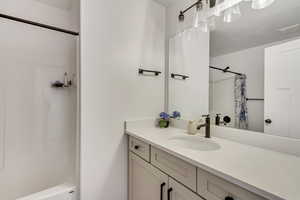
[251, 0, 275, 10]
[193, 1, 201, 28]
[178, 0, 275, 33]
[223, 5, 241, 23]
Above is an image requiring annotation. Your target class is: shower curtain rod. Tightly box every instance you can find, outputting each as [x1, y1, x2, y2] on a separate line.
[209, 66, 244, 76]
[0, 13, 79, 36]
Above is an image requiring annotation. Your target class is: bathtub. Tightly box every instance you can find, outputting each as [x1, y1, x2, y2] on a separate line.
[16, 183, 76, 200]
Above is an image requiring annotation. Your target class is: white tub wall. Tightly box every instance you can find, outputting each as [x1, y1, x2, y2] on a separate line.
[0, 19, 78, 200]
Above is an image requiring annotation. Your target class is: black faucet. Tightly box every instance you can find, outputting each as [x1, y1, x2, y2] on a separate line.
[197, 115, 210, 138]
[215, 114, 221, 126]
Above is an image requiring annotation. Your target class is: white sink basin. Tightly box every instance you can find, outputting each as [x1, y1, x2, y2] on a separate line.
[168, 136, 221, 151]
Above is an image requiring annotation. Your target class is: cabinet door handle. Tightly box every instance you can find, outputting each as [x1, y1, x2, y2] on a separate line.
[134, 145, 140, 150]
[225, 196, 234, 200]
[160, 183, 166, 200]
[167, 188, 173, 200]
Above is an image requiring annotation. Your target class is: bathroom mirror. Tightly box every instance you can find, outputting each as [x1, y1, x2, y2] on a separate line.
[209, 0, 300, 139]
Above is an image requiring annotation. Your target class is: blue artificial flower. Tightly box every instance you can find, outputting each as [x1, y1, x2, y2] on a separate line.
[159, 112, 170, 120]
[172, 111, 181, 119]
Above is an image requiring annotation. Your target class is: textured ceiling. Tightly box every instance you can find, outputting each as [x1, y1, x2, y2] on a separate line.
[35, 0, 73, 10]
[156, 0, 300, 57]
[210, 0, 300, 56]
[154, 0, 179, 6]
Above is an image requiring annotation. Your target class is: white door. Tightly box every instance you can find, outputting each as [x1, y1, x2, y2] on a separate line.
[168, 178, 204, 200]
[265, 38, 300, 138]
[129, 152, 169, 200]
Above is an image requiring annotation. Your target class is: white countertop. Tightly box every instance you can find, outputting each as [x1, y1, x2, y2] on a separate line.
[126, 123, 300, 200]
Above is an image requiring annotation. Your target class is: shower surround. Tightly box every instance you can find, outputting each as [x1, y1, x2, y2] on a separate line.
[0, 19, 78, 200]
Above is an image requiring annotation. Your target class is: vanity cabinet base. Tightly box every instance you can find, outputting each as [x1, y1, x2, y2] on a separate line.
[129, 152, 168, 200]
[128, 136, 267, 200]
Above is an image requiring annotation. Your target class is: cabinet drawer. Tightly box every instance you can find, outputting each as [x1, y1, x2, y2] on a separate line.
[129, 136, 150, 162]
[197, 168, 267, 200]
[151, 147, 197, 192]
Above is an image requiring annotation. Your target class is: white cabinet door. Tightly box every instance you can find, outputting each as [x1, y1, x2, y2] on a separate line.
[168, 178, 204, 200]
[265, 38, 300, 138]
[129, 152, 169, 200]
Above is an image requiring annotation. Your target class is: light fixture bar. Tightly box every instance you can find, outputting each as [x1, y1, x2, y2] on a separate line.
[182, 0, 201, 15]
[175, 0, 274, 38]
[179, 0, 201, 22]
[178, 0, 244, 24]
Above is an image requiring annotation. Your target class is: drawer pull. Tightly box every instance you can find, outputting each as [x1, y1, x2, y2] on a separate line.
[134, 145, 140, 150]
[225, 197, 234, 200]
[160, 183, 166, 200]
[167, 188, 173, 200]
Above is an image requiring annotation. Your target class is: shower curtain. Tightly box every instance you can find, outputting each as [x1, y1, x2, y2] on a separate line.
[234, 75, 248, 129]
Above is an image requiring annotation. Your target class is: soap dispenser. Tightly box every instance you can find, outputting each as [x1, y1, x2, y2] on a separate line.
[187, 119, 203, 135]
[187, 121, 198, 135]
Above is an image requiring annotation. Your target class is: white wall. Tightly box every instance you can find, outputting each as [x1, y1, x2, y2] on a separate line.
[0, 0, 79, 31]
[0, 19, 77, 200]
[80, 0, 165, 199]
[166, 1, 210, 119]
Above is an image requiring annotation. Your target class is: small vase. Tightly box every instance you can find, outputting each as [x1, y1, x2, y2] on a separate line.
[158, 119, 169, 128]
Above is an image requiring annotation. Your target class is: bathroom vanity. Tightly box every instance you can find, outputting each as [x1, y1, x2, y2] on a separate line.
[126, 120, 300, 200]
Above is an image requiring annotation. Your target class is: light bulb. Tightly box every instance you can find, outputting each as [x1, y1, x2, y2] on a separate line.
[233, 5, 241, 15]
[223, 7, 233, 23]
[214, 0, 222, 16]
[199, 19, 209, 32]
[202, 0, 210, 11]
[252, 0, 275, 9]
[209, 16, 216, 31]
[223, 5, 241, 23]
[194, 8, 200, 28]
[178, 19, 184, 37]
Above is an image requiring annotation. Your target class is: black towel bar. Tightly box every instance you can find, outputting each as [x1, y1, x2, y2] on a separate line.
[246, 98, 264, 101]
[138, 68, 161, 76]
[171, 73, 189, 80]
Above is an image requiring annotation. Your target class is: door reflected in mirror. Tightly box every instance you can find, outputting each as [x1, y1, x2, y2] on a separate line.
[209, 0, 300, 139]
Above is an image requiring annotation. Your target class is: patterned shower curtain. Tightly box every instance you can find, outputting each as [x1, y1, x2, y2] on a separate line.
[234, 75, 248, 129]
